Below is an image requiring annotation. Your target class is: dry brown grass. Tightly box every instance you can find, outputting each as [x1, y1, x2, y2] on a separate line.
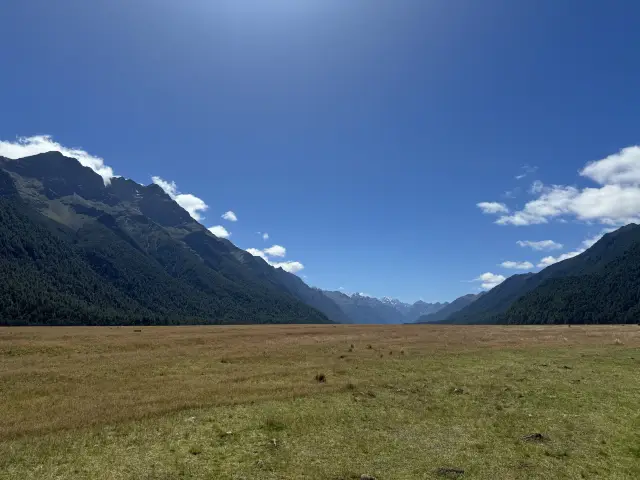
[1, 324, 640, 479]
[2, 324, 639, 440]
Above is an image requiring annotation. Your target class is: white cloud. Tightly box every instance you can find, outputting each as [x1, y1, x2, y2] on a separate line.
[473, 272, 506, 290]
[496, 146, 640, 226]
[151, 176, 208, 221]
[500, 261, 534, 270]
[222, 211, 237, 222]
[270, 261, 304, 274]
[517, 240, 564, 251]
[477, 202, 509, 214]
[537, 250, 582, 268]
[496, 185, 578, 225]
[262, 232, 269, 240]
[536, 228, 614, 268]
[530, 180, 544, 194]
[245, 245, 304, 275]
[208, 225, 231, 238]
[151, 177, 178, 197]
[580, 146, 640, 185]
[0, 135, 114, 184]
[264, 245, 286, 257]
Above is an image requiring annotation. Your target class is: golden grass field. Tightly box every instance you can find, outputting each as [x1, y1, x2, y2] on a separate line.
[1, 324, 640, 479]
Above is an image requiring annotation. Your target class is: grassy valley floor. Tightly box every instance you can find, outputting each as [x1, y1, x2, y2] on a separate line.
[1, 325, 639, 479]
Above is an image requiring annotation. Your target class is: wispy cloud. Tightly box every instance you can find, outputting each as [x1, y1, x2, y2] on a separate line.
[151, 176, 208, 221]
[515, 164, 538, 180]
[529, 180, 544, 194]
[222, 211, 237, 222]
[0, 135, 114, 184]
[517, 240, 563, 251]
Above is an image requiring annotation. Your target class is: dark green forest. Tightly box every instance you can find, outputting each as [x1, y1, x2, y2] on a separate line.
[0, 198, 328, 325]
[0, 154, 332, 325]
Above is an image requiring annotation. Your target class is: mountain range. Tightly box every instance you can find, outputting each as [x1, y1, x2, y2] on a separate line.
[0, 152, 442, 326]
[416, 293, 484, 323]
[321, 291, 447, 324]
[2, 152, 640, 326]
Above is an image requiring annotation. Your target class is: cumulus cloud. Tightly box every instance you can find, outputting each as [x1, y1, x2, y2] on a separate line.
[245, 245, 304, 274]
[264, 245, 286, 257]
[580, 146, 640, 185]
[0, 135, 114, 184]
[500, 261, 534, 270]
[208, 225, 230, 238]
[477, 202, 509, 214]
[151, 176, 208, 221]
[517, 240, 564, 251]
[222, 211, 237, 222]
[474, 272, 506, 290]
[270, 261, 304, 274]
[496, 146, 640, 226]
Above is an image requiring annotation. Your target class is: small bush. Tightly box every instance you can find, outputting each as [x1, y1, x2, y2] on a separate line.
[367, 344, 373, 349]
[315, 373, 326, 383]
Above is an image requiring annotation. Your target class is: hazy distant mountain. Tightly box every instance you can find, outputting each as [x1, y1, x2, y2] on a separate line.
[416, 293, 483, 323]
[380, 297, 412, 315]
[322, 291, 447, 324]
[0, 152, 345, 325]
[407, 300, 447, 321]
[445, 224, 640, 324]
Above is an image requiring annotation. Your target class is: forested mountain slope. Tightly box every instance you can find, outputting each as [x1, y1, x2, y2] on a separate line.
[446, 225, 640, 324]
[0, 152, 338, 325]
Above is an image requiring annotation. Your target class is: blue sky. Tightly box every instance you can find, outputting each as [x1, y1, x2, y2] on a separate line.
[1, 0, 639, 302]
